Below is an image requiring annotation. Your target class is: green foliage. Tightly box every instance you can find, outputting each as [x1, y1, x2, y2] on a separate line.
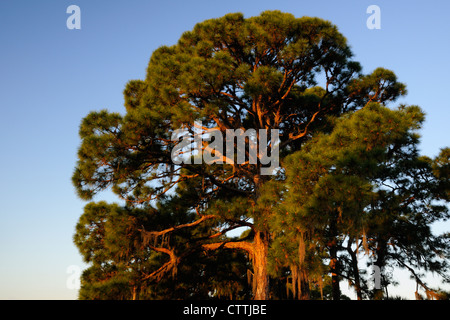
[348, 68, 407, 105]
[275, 103, 449, 299]
[72, 10, 449, 299]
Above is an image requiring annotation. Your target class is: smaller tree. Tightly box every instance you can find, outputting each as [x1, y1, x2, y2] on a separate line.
[365, 146, 450, 299]
[276, 102, 449, 300]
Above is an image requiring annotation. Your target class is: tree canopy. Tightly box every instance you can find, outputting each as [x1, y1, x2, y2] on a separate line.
[73, 10, 449, 300]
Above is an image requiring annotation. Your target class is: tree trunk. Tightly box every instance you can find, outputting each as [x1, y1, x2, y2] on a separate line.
[202, 232, 270, 300]
[329, 243, 341, 300]
[297, 268, 310, 300]
[132, 285, 137, 300]
[252, 231, 270, 300]
[329, 218, 341, 301]
[352, 258, 362, 300]
[347, 239, 362, 300]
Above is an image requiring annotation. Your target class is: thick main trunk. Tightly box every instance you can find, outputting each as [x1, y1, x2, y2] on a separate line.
[252, 231, 270, 300]
[202, 231, 270, 300]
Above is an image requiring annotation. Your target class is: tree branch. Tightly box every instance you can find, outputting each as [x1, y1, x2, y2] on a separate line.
[140, 214, 217, 240]
[202, 239, 254, 255]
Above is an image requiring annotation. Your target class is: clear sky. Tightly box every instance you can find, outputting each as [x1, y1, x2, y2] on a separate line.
[0, 0, 449, 300]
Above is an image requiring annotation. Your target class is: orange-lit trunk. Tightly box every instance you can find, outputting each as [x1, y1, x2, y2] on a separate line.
[252, 231, 269, 300]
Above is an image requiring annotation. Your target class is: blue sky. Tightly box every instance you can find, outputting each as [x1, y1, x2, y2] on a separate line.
[0, 0, 448, 299]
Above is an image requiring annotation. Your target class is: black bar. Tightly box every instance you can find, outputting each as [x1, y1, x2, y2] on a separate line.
[1, 300, 448, 318]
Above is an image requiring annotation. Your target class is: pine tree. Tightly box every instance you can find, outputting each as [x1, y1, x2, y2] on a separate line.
[72, 11, 443, 299]
[280, 104, 449, 300]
